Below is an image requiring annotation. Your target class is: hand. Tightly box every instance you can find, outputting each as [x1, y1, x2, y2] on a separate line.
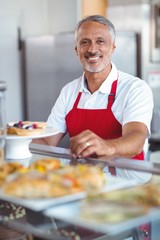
[70, 130, 115, 158]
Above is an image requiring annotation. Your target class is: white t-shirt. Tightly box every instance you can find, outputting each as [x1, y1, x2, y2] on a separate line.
[47, 62, 153, 136]
[47, 62, 154, 184]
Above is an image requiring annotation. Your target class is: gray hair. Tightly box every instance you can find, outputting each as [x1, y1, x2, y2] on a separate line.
[75, 15, 116, 43]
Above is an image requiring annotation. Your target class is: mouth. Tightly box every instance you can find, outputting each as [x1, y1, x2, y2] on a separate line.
[86, 55, 102, 63]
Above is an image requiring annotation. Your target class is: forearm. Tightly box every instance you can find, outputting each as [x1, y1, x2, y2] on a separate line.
[106, 131, 146, 158]
[32, 132, 65, 146]
[32, 138, 48, 145]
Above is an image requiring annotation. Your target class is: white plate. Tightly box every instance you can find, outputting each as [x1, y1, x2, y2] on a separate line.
[6, 127, 59, 140]
[0, 176, 136, 211]
[6, 127, 59, 159]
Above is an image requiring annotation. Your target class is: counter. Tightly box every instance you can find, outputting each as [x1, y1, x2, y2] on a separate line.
[1, 143, 160, 240]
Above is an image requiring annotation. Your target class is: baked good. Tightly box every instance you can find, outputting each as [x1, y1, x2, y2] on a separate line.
[0, 162, 28, 186]
[73, 164, 106, 190]
[80, 184, 160, 223]
[2, 171, 83, 198]
[30, 158, 62, 172]
[53, 164, 106, 191]
[2, 164, 106, 198]
[7, 121, 46, 136]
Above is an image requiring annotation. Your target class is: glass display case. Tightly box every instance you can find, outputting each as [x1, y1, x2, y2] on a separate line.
[0, 143, 160, 240]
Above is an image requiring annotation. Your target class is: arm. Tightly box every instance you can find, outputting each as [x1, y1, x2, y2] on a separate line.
[32, 132, 65, 146]
[70, 122, 148, 158]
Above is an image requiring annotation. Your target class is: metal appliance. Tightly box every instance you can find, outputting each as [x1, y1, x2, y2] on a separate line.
[108, 0, 160, 134]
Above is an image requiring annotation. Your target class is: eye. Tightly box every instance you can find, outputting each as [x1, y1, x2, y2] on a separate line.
[80, 39, 90, 46]
[97, 39, 105, 45]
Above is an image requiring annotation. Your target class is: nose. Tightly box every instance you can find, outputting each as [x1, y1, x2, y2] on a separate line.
[88, 42, 98, 53]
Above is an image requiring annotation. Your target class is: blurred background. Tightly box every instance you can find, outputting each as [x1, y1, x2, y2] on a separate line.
[0, 0, 160, 133]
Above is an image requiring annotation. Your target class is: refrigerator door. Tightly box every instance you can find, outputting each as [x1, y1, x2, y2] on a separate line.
[112, 31, 139, 77]
[23, 32, 83, 147]
[23, 32, 82, 122]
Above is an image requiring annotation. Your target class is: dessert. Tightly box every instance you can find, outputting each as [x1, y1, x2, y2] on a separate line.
[2, 171, 83, 198]
[2, 164, 106, 198]
[30, 158, 62, 172]
[7, 121, 46, 136]
[0, 162, 28, 186]
[80, 184, 160, 223]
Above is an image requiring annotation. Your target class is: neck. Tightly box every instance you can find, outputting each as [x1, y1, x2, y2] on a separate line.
[85, 64, 112, 93]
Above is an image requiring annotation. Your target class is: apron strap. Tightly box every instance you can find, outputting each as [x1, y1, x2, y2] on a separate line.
[107, 80, 118, 109]
[73, 92, 82, 108]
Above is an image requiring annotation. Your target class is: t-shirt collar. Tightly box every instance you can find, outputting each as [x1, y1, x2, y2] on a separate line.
[81, 62, 118, 93]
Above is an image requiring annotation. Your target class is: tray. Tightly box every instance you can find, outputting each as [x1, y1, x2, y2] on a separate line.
[43, 199, 160, 235]
[0, 176, 136, 211]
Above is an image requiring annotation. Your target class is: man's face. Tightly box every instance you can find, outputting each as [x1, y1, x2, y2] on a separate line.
[75, 21, 116, 73]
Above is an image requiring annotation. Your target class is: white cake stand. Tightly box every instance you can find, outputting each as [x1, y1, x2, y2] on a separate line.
[6, 127, 59, 160]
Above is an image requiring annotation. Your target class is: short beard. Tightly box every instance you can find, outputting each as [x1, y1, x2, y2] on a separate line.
[84, 60, 111, 73]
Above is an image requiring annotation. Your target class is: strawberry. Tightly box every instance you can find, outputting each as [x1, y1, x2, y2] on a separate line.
[18, 121, 23, 128]
[32, 123, 38, 129]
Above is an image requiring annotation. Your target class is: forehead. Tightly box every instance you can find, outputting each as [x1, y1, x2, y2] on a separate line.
[77, 21, 110, 39]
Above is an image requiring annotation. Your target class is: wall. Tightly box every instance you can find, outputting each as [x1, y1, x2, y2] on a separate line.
[48, 0, 77, 34]
[108, 0, 150, 6]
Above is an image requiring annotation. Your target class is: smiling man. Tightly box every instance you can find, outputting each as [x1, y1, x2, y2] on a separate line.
[33, 15, 153, 182]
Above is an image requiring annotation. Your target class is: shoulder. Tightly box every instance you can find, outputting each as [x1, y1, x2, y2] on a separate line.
[58, 75, 83, 107]
[118, 71, 152, 91]
[116, 71, 153, 106]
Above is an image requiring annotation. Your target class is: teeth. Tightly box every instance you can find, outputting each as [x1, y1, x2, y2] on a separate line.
[88, 57, 99, 60]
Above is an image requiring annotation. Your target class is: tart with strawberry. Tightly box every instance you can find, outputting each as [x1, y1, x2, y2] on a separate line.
[7, 121, 46, 136]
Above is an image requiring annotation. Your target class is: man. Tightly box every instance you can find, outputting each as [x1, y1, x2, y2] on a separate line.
[34, 15, 153, 176]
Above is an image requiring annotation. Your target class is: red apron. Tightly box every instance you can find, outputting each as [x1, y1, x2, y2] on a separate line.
[66, 80, 150, 239]
[66, 79, 144, 163]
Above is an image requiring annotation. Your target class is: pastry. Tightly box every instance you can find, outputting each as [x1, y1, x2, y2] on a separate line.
[2, 164, 106, 198]
[80, 184, 160, 224]
[2, 171, 83, 198]
[7, 121, 46, 136]
[51, 164, 106, 191]
[0, 162, 28, 186]
[30, 158, 62, 172]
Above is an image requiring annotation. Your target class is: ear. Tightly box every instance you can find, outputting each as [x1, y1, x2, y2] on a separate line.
[75, 46, 78, 55]
[112, 43, 116, 54]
